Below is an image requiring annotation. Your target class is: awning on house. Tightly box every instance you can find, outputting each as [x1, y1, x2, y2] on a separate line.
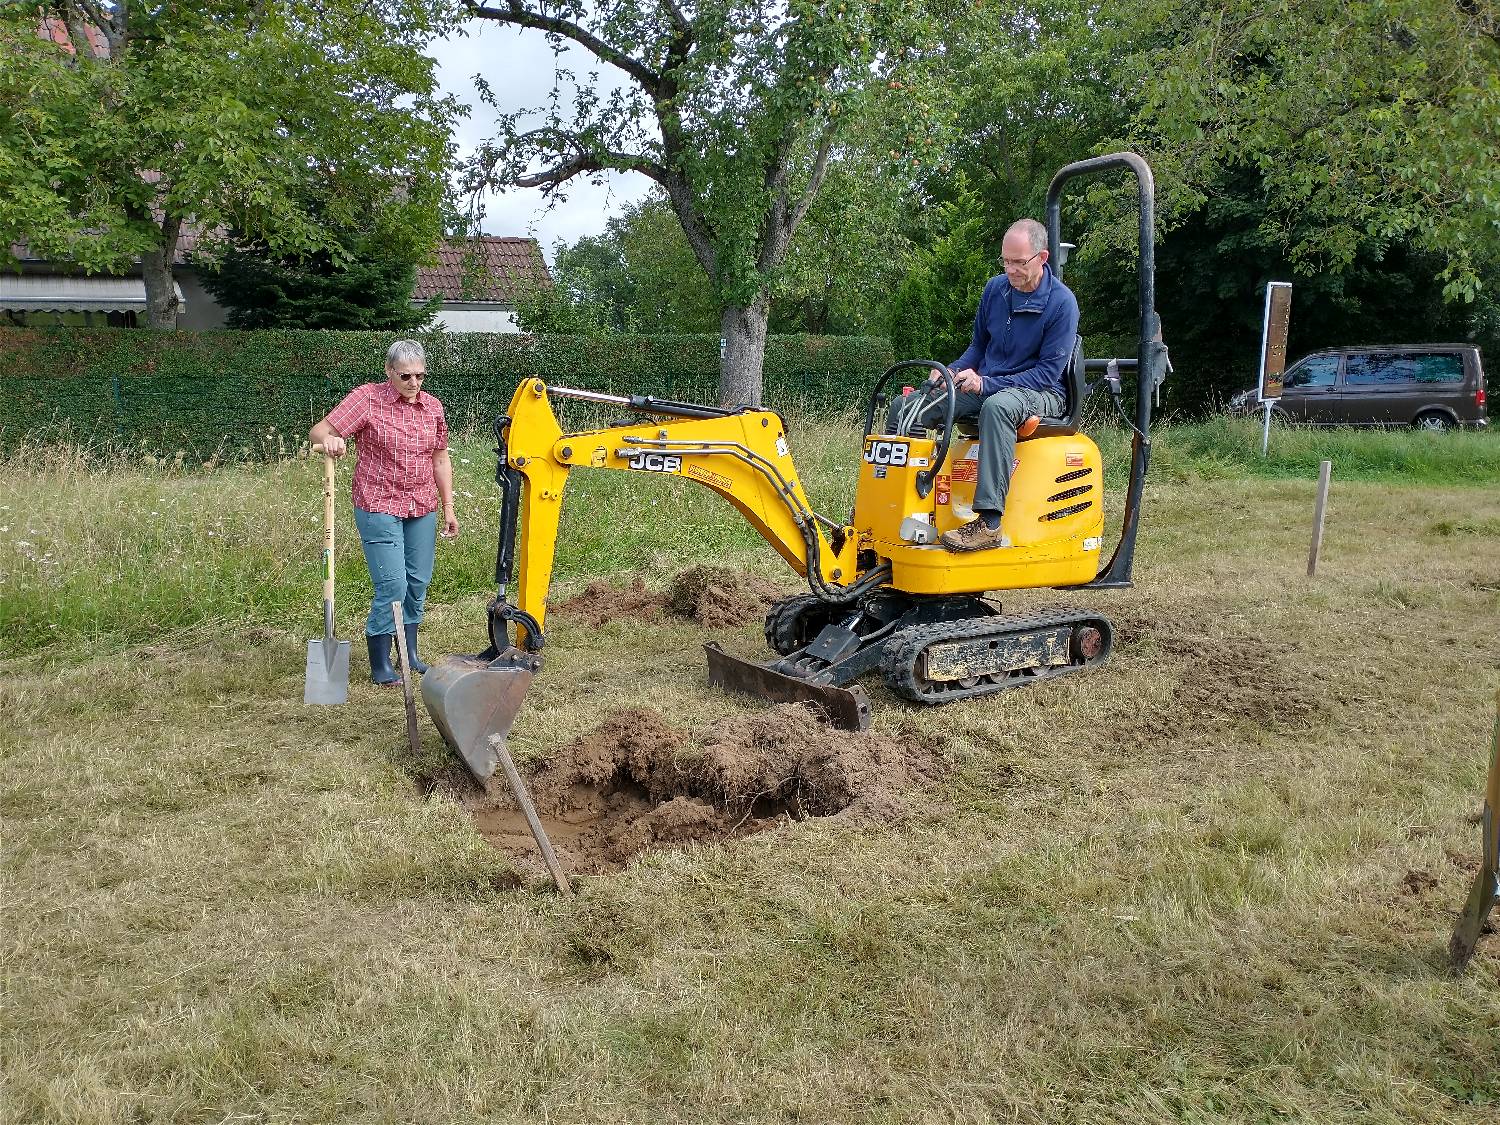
[0, 274, 186, 313]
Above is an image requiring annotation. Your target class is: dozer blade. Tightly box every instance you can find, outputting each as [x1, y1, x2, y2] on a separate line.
[420, 648, 542, 785]
[704, 641, 872, 731]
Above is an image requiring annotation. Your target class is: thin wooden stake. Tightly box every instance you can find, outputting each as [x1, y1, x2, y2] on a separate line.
[490, 734, 573, 896]
[1307, 460, 1332, 577]
[390, 602, 421, 758]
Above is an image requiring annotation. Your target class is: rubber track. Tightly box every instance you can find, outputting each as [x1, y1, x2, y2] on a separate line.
[880, 605, 1112, 705]
[764, 594, 836, 657]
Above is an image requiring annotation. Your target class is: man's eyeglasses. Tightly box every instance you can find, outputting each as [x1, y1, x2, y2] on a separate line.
[398, 371, 426, 382]
[1001, 251, 1042, 270]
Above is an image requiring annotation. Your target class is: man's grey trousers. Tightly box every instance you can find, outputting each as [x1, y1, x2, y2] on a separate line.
[885, 384, 1066, 514]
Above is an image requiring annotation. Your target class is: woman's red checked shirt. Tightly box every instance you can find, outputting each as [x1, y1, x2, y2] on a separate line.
[325, 382, 448, 517]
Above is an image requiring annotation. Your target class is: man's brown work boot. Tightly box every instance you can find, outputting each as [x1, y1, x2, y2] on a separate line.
[940, 516, 1012, 552]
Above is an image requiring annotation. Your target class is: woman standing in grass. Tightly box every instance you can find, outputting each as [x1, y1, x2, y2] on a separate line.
[308, 340, 459, 686]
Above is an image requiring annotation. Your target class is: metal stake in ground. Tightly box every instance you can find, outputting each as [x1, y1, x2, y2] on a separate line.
[489, 734, 573, 896]
[1450, 689, 1500, 972]
[391, 602, 421, 758]
[1307, 460, 1332, 577]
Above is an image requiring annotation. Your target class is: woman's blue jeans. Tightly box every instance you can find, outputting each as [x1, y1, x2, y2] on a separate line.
[353, 508, 436, 636]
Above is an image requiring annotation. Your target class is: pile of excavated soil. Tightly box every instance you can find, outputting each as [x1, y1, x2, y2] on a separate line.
[554, 576, 666, 626]
[553, 565, 789, 630]
[422, 704, 946, 877]
[664, 565, 789, 629]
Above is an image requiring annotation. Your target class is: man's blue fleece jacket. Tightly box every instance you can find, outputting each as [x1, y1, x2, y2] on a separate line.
[951, 264, 1080, 397]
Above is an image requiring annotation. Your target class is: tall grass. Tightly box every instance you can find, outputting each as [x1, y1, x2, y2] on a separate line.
[1, 416, 1493, 660]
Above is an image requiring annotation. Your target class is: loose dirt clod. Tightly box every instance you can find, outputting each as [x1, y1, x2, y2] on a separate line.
[553, 576, 666, 626]
[665, 565, 788, 628]
[553, 566, 788, 630]
[422, 704, 946, 876]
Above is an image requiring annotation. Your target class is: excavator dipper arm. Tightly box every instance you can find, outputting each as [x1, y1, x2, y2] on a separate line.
[422, 379, 862, 785]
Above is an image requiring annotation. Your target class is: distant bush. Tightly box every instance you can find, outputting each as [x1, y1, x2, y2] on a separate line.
[1, 328, 894, 457]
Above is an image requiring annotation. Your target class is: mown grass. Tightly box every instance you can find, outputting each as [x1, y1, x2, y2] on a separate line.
[3, 415, 1499, 1123]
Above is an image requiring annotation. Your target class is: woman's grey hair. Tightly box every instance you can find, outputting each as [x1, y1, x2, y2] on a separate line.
[1007, 218, 1048, 255]
[385, 339, 426, 369]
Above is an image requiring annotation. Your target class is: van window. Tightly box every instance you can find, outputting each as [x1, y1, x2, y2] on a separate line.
[1345, 352, 1463, 386]
[1284, 356, 1339, 388]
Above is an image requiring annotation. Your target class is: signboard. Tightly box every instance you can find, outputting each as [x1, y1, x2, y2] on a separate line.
[1258, 281, 1293, 401]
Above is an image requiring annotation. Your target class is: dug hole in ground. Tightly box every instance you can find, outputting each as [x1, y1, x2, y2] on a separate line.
[418, 565, 948, 877]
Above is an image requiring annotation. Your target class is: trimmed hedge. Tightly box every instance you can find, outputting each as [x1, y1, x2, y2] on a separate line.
[2, 328, 894, 457]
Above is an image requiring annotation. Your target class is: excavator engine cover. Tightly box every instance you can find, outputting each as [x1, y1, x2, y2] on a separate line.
[420, 648, 541, 785]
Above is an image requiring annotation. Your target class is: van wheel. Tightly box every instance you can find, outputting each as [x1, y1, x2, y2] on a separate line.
[1413, 411, 1454, 432]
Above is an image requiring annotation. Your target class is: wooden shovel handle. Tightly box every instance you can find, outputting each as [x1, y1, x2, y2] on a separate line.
[312, 444, 335, 603]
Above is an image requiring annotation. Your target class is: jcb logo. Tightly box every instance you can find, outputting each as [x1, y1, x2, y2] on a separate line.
[629, 452, 682, 473]
[864, 439, 909, 467]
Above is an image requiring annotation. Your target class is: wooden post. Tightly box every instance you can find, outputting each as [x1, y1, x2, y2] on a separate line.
[1307, 460, 1332, 577]
[390, 602, 421, 758]
[490, 735, 573, 896]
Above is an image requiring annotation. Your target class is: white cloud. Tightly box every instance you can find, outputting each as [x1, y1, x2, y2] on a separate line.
[428, 20, 653, 265]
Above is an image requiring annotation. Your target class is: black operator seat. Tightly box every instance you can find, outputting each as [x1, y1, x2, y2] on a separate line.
[1020, 334, 1085, 441]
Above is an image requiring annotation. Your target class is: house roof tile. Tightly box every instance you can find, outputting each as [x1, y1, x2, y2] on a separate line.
[414, 237, 550, 304]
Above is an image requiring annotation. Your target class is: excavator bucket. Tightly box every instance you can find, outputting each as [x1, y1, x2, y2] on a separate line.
[704, 642, 872, 731]
[420, 649, 541, 785]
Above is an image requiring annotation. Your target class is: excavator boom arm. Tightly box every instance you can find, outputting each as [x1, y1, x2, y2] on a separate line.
[499, 379, 858, 644]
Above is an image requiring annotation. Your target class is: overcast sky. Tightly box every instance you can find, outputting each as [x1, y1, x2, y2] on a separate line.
[428, 19, 652, 264]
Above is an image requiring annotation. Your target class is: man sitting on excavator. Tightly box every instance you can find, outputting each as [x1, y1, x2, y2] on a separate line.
[886, 217, 1080, 552]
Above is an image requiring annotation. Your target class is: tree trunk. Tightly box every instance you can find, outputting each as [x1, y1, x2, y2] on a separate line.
[719, 296, 770, 407]
[142, 215, 182, 329]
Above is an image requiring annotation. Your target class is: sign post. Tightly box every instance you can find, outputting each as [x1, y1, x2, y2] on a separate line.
[1258, 281, 1293, 455]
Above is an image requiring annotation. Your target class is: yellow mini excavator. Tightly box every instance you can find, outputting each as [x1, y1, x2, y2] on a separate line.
[423, 154, 1170, 784]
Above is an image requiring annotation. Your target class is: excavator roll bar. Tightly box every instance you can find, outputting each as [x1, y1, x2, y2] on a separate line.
[1046, 152, 1166, 589]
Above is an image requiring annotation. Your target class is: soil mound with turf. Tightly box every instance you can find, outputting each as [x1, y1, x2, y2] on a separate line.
[553, 565, 788, 629]
[664, 565, 788, 628]
[423, 704, 945, 877]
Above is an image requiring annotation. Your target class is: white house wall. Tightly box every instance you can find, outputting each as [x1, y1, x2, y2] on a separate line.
[430, 306, 519, 333]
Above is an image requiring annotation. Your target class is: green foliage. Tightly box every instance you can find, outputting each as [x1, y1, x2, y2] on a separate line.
[521, 196, 720, 335]
[196, 220, 441, 331]
[1125, 0, 1500, 300]
[0, 327, 895, 456]
[886, 176, 997, 362]
[0, 1, 456, 327]
[1130, 168, 1500, 410]
[466, 0, 945, 401]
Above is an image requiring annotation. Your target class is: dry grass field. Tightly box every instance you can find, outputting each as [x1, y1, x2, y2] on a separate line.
[3, 419, 1498, 1123]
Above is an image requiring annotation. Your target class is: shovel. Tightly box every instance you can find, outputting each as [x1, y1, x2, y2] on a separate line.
[1450, 688, 1500, 971]
[304, 444, 350, 705]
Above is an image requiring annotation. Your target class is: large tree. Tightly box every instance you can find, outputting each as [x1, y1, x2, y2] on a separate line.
[0, 1, 456, 328]
[462, 0, 941, 404]
[1127, 0, 1500, 300]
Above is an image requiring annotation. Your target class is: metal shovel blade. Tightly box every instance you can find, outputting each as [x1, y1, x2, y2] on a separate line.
[304, 637, 351, 705]
[704, 641, 872, 731]
[420, 648, 541, 784]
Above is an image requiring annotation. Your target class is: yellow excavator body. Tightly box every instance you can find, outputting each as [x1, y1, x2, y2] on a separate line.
[423, 152, 1166, 785]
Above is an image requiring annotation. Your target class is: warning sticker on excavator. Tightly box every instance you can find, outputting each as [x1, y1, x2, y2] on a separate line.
[950, 459, 978, 483]
[776, 436, 789, 458]
[686, 464, 734, 491]
[1066, 453, 1086, 467]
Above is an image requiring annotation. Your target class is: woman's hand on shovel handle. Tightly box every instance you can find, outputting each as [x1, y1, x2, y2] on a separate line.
[314, 435, 347, 458]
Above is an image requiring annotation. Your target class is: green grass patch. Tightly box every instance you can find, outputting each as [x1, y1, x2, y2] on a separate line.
[4, 422, 1499, 1123]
